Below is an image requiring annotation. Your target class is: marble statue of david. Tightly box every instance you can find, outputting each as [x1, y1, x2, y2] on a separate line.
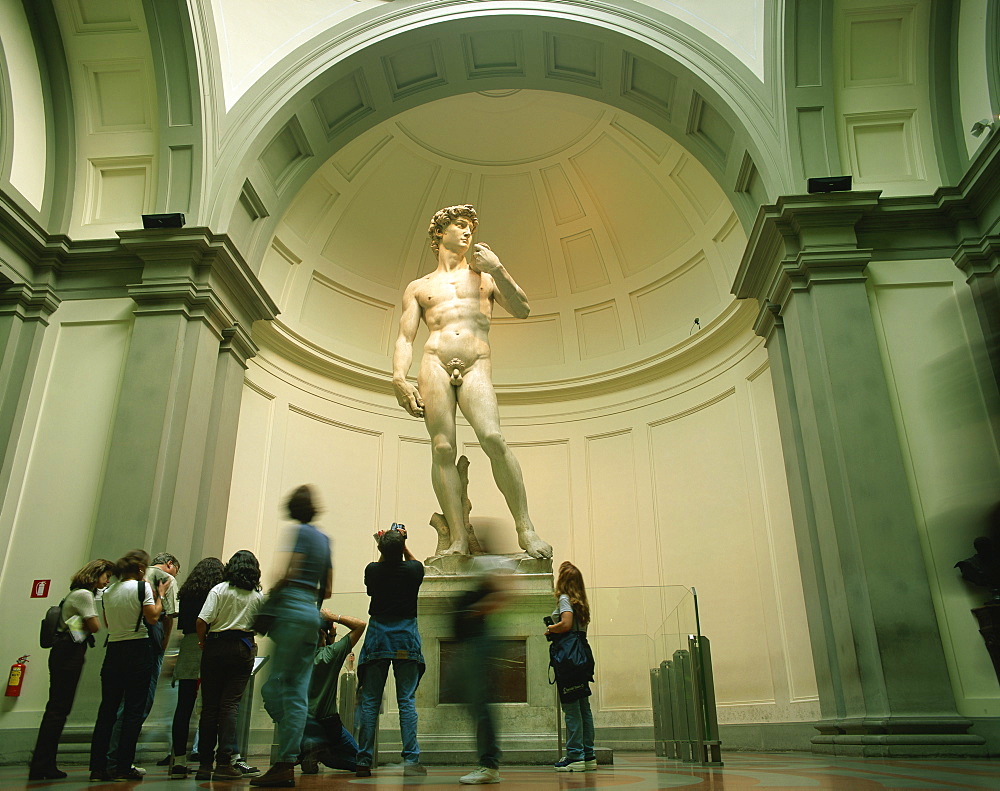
[392, 204, 553, 560]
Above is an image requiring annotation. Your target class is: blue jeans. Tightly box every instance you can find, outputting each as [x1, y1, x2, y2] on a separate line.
[561, 695, 594, 761]
[303, 713, 358, 768]
[355, 659, 421, 767]
[260, 587, 320, 763]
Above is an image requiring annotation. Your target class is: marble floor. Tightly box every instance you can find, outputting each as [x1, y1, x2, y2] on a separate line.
[6, 753, 1000, 790]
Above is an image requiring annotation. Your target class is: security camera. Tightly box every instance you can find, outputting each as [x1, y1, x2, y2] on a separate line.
[970, 118, 995, 137]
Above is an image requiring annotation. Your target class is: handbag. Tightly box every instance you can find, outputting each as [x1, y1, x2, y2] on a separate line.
[548, 629, 595, 703]
[253, 583, 287, 635]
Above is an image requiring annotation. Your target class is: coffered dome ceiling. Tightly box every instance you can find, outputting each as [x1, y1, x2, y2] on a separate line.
[258, 89, 750, 399]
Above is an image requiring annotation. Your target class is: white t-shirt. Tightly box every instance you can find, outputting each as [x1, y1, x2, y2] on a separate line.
[62, 588, 98, 622]
[101, 579, 155, 642]
[198, 582, 263, 632]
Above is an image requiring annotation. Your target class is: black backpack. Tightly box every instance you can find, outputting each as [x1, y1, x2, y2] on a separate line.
[39, 599, 67, 648]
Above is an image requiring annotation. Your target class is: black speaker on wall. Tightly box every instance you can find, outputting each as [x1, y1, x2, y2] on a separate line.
[141, 213, 185, 229]
[806, 176, 852, 193]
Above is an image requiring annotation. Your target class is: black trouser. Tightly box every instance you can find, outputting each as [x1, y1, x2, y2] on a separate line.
[171, 679, 199, 756]
[30, 640, 87, 771]
[197, 636, 254, 767]
[89, 640, 153, 773]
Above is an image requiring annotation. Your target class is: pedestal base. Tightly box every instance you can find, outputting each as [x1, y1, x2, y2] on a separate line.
[406, 556, 563, 762]
[811, 717, 987, 757]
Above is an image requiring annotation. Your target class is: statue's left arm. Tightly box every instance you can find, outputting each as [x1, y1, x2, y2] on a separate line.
[471, 243, 530, 319]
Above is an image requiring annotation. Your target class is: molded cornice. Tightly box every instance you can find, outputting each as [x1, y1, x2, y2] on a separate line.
[0, 194, 278, 340]
[118, 228, 279, 331]
[734, 130, 1000, 325]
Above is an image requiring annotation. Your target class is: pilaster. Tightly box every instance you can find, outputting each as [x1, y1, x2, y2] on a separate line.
[953, 234, 1000, 392]
[90, 229, 278, 563]
[0, 281, 61, 528]
[736, 193, 984, 756]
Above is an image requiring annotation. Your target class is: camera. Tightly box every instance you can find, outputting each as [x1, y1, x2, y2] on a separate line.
[390, 523, 405, 532]
[543, 615, 556, 626]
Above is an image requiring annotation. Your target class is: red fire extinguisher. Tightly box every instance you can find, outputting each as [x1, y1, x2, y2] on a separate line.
[6, 655, 29, 697]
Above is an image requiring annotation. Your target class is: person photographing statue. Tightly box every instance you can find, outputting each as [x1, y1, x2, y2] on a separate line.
[393, 204, 552, 559]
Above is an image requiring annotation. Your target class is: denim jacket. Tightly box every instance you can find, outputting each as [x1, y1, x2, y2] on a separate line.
[358, 615, 424, 666]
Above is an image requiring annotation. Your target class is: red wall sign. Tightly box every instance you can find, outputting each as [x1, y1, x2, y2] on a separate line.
[31, 579, 50, 598]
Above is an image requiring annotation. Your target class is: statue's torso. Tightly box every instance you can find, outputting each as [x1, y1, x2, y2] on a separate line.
[414, 268, 493, 367]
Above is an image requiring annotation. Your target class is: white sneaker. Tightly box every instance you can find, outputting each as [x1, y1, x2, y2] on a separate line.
[584, 758, 597, 770]
[460, 767, 501, 784]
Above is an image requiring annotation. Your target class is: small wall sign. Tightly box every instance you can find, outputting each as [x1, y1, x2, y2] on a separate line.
[31, 580, 50, 598]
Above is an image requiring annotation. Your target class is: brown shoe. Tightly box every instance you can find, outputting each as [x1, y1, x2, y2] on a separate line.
[249, 762, 295, 787]
[213, 763, 242, 780]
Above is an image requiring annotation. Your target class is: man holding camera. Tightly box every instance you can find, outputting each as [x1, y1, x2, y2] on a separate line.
[354, 525, 426, 777]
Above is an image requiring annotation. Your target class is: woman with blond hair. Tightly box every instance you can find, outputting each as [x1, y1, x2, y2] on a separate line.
[28, 557, 114, 780]
[543, 561, 596, 773]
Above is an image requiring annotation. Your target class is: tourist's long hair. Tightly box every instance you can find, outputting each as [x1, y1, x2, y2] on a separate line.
[70, 558, 114, 592]
[224, 550, 262, 592]
[179, 557, 224, 601]
[113, 549, 150, 580]
[554, 561, 590, 629]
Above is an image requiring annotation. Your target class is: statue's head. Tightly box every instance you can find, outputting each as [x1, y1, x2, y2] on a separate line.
[428, 204, 478, 253]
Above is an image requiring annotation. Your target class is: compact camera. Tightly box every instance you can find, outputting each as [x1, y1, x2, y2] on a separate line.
[543, 615, 556, 626]
[390, 523, 405, 532]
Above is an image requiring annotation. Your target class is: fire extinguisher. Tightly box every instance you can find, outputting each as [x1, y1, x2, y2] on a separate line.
[6, 655, 29, 697]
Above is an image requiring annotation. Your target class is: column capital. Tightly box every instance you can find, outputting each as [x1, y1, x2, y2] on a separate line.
[953, 234, 1000, 279]
[220, 322, 259, 369]
[117, 228, 279, 330]
[735, 192, 881, 305]
[0, 282, 62, 324]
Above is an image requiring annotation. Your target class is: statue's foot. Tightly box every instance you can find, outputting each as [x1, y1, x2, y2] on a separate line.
[518, 530, 553, 559]
[440, 541, 470, 556]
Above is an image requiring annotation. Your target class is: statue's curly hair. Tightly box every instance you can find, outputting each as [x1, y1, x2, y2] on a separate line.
[427, 205, 478, 253]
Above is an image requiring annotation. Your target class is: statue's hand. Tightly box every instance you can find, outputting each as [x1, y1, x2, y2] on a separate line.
[394, 380, 425, 418]
[470, 242, 501, 275]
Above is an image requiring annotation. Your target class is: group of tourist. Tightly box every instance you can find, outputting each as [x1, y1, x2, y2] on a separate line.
[28, 482, 596, 786]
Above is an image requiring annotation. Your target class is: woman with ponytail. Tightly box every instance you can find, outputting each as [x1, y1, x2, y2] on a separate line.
[88, 550, 169, 782]
[543, 561, 596, 773]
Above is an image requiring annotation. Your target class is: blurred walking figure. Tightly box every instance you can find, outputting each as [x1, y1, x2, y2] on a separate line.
[29, 558, 113, 780]
[89, 550, 169, 782]
[454, 559, 511, 785]
[165, 556, 224, 779]
[299, 609, 367, 774]
[354, 525, 426, 777]
[254, 485, 333, 788]
[544, 561, 596, 772]
[195, 550, 264, 781]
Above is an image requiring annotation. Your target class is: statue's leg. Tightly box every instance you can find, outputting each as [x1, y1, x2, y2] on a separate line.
[419, 357, 469, 555]
[458, 365, 553, 559]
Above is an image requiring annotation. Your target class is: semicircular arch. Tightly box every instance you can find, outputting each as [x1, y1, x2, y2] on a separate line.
[201, 2, 792, 269]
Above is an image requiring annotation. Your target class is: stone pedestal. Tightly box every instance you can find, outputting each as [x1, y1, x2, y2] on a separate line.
[379, 555, 564, 764]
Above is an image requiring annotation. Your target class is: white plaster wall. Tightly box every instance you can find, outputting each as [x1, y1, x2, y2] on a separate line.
[868, 258, 1000, 718]
[0, 0, 48, 209]
[208, 0, 765, 111]
[0, 298, 134, 732]
[224, 324, 821, 729]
